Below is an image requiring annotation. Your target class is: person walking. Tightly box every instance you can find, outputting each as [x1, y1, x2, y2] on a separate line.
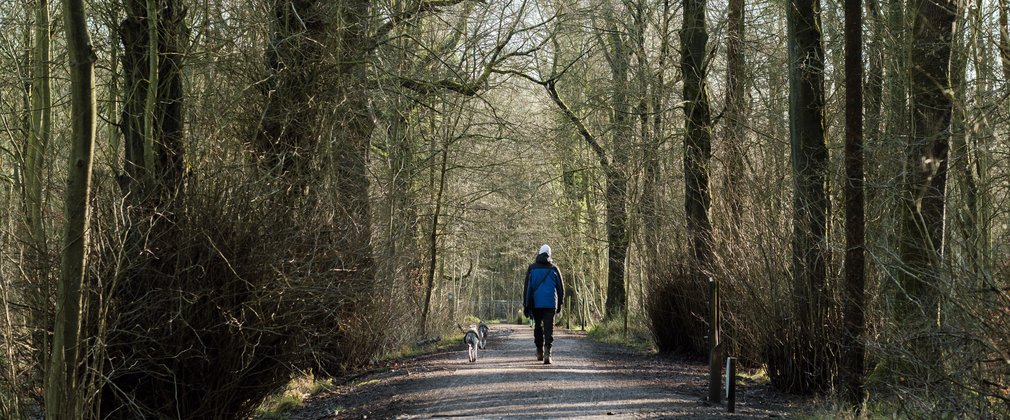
[523, 244, 565, 364]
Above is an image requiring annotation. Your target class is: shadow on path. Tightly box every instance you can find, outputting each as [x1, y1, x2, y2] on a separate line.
[290, 326, 806, 419]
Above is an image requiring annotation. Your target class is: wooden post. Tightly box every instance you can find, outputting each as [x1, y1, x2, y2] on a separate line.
[623, 305, 629, 340]
[726, 357, 737, 413]
[581, 296, 586, 331]
[566, 295, 571, 329]
[708, 278, 722, 404]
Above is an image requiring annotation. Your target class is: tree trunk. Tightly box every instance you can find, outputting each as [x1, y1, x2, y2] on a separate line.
[723, 0, 747, 229]
[950, 6, 981, 282]
[255, 0, 375, 280]
[25, 0, 52, 390]
[26, 0, 50, 263]
[681, 0, 714, 280]
[999, 0, 1010, 83]
[841, 0, 865, 403]
[603, 169, 629, 319]
[864, 0, 883, 156]
[119, 0, 187, 201]
[421, 140, 449, 335]
[602, 5, 630, 319]
[883, 0, 908, 163]
[255, 0, 328, 186]
[893, 0, 957, 386]
[333, 0, 376, 283]
[631, 0, 654, 287]
[772, 0, 831, 393]
[45, 0, 96, 416]
[382, 109, 421, 292]
[155, 1, 186, 193]
[641, 0, 670, 294]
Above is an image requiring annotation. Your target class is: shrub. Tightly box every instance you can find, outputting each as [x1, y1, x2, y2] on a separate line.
[89, 180, 381, 419]
[646, 263, 708, 357]
[587, 315, 655, 353]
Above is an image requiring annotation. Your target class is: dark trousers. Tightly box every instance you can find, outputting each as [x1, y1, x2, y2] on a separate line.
[532, 308, 556, 349]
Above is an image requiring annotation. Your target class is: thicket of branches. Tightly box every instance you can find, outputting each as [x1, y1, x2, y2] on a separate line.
[0, 0, 1008, 417]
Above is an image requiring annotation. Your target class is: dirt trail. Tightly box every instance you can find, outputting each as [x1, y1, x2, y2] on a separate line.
[290, 326, 807, 419]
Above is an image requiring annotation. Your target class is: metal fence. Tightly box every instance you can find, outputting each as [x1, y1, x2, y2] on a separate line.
[478, 299, 522, 321]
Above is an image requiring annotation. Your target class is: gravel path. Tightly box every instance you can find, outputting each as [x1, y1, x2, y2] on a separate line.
[289, 325, 807, 419]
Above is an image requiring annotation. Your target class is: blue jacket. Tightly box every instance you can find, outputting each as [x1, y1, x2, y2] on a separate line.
[523, 253, 565, 311]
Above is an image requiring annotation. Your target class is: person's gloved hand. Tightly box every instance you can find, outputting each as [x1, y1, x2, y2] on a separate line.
[523, 306, 531, 318]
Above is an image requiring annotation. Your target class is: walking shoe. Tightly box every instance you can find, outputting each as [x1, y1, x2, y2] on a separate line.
[544, 347, 552, 365]
[536, 347, 544, 361]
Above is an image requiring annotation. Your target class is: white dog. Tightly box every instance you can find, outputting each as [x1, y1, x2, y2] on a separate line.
[462, 325, 480, 362]
[477, 321, 489, 349]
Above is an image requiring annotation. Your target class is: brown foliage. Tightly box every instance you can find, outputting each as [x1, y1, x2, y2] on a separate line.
[647, 263, 707, 357]
[89, 180, 379, 419]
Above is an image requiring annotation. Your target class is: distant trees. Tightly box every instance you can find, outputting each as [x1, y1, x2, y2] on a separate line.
[598, 1, 631, 320]
[528, 0, 640, 321]
[1, 0, 1009, 416]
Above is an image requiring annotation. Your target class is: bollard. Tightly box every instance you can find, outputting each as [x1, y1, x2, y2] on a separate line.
[581, 296, 586, 331]
[726, 357, 737, 413]
[566, 295, 571, 329]
[623, 306, 629, 340]
[708, 278, 722, 404]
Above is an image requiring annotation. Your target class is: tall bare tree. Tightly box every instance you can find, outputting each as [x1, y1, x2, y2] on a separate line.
[599, 1, 631, 319]
[841, 0, 866, 403]
[893, 0, 958, 386]
[639, 0, 671, 286]
[24, 0, 51, 389]
[772, 0, 831, 392]
[45, 0, 96, 416]
[999, 0, 1010, 82]
[254, 0, 328, 184]
[332, 0, 376, 275]
[119, 0, 187, 200]
[722, 0, 747, 229]
[681, 0, 714, 282]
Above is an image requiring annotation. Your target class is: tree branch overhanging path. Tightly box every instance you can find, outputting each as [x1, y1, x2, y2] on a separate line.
[506, 55, 631, 320]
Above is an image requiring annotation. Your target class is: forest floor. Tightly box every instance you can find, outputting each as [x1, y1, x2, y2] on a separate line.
[285, 326, 812, 419]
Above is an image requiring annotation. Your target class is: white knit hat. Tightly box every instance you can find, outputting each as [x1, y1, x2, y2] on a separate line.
[539, 244, 552, 257]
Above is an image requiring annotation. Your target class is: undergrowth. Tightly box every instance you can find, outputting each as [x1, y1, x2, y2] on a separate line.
[253, 372, 334, 419]
[587, 315, 656, 353]
[254, 318, 481, 418]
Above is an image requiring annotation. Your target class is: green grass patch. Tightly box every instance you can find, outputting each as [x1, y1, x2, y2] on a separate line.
[586, 315, 656, 353]
[737, 367, 770, 383]
[801, 399, 891, 420]
[355, 378, 381, 387]
[515, 309, 529, 325]
[377, 330, 466, 362]
[253, 372, 334, 419]
[254, 319, 487, 419]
